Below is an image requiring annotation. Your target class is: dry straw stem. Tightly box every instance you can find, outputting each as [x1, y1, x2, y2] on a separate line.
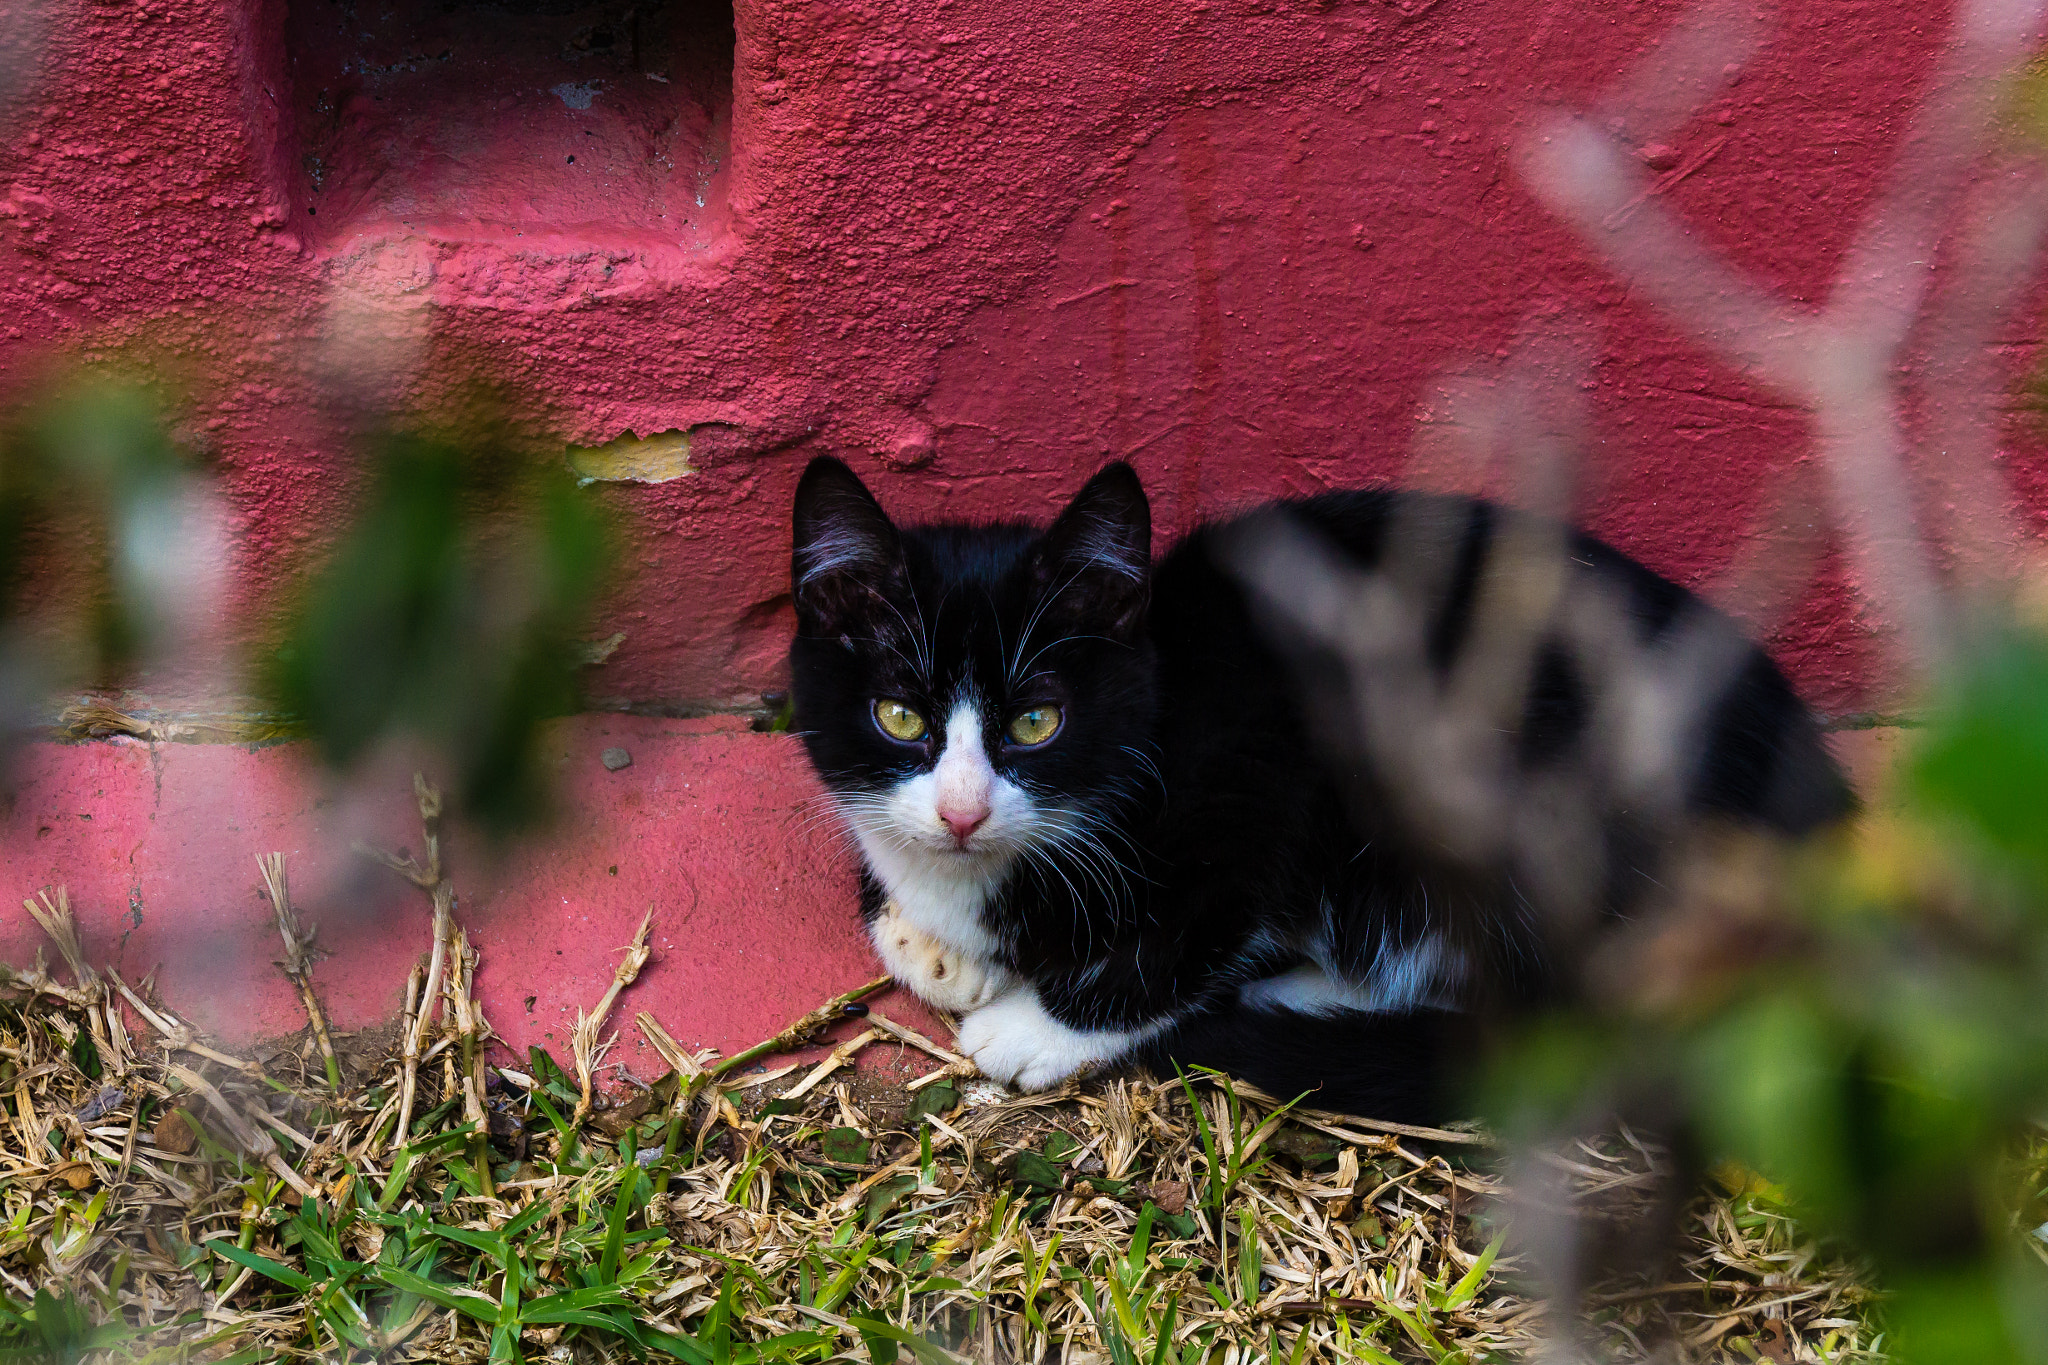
[778, 1026, 882, 1102]
[162, 1063, 318, 1202]
[0, 951, 96, 1012]
[702, 974, 894, 1087]
[908, 1060, 982, 1091]
[103, 966, 266, 1080]
[15, 889, 129, 1077]
[355, 772, 456, 1150]
[865, 1008, 970, 1068]
[374, 956, 425, 1156]
[571, 906, 654, 1131]
[445, 925, 495, 1196]
[257, 853, 340, 1090]
[636, 1011, 712, 1079]
[0, 938, 1919, 1362]
[21, 889, 97, 1008]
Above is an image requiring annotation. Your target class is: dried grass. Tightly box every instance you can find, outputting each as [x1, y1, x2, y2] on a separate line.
[0, 858, 1940, 1365]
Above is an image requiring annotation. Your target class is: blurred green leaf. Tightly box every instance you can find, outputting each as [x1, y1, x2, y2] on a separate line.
[0, 377, 199, 694]
[1886, 1265, 2033, 1365]
[1909, 629, 2048, 895]
[262, 420, 613, 835]
[1687, 990, 1855, 1231]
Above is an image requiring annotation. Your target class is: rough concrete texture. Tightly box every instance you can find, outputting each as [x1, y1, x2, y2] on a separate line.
[0, 0, 2028, 719]
[0, 716, 953, 1077]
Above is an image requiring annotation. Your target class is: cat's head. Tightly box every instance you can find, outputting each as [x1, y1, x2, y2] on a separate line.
[787, 456, 1158, 888]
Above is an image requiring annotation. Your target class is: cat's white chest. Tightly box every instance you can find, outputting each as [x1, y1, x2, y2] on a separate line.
[854, 826, 1005, 958]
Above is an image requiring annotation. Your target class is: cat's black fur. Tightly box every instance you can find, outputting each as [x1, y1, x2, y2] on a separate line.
[788, 456, 1853, 1123]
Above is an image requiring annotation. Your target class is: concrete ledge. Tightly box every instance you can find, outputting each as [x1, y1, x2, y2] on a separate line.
[0, 715, 947, 1080]
[0, 718, 1910, 1084]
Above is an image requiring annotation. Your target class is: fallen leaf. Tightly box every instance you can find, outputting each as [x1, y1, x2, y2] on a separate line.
[821, 1127, 871, 1165]
[1012, 1151, 1065, 1191]
[1146, 1179, 1188, 1215]
[153, 1108, 197, 1154]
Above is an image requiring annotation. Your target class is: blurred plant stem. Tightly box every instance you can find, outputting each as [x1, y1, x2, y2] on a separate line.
[1483, 619, 2048, 1363]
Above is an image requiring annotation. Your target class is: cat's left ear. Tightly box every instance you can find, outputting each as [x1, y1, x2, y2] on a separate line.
[1030, 462, 1151, 639]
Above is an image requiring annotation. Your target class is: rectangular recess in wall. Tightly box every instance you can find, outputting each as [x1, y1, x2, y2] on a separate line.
[280, 0, 733, 251]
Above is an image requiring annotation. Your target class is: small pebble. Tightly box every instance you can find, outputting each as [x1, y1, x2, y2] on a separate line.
[601, 746, 632, 771]
[1638, 142, 1681, 171]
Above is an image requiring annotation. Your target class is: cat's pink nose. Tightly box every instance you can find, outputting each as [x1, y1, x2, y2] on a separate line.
[941, 804, 989, 845]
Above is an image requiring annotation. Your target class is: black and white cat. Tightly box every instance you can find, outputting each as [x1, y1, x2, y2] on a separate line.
[787, 456, 1852, 1122]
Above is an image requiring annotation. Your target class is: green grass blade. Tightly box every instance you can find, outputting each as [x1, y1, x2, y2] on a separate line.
[1105, 1269, 1141, 1344]
[422, 1223, 509, 1258]
[371, 1267, 501, 1325]
[600, 1164, 642, 1284]
[502, 1199, 551, 1242]
[1148, 1294, 1179, 1365]
[1440, 1233, 1505, 1311]
[1174, 1069, 1222, 1214]
[1236, 1209, 1261, 1304]
[815, 1236, 876, 1314]
[845, 1317, 966, 1365]
[1127, 1203, 1154, 1279]
[201, 1240, 315, 1293]
[520, 1285, 633, 1319]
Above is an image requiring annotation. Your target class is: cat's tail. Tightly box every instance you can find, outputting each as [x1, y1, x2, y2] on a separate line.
[1130, 1003, 1473, 1128]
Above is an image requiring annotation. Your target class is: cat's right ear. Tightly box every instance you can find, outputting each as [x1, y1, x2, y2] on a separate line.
[792, 456, 907, 633]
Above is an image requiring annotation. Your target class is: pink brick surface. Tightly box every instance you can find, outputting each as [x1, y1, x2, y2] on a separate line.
[0, 717, 947, 1078]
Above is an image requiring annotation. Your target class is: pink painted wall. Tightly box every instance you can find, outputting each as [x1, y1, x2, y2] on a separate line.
[0, 715, 960, 1068]
[0, 0, 2036, 717]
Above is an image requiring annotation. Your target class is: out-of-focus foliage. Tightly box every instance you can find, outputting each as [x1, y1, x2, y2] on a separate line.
[0, 378, 616, 837]
[1908, 628, 2048, 894]
[0, 379, 201, 713]
[260, 414, 614, 836]
[1483, 617, 2048, 1365]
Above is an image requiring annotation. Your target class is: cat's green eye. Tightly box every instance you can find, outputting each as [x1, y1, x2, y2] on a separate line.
[1007, 706, 1063, 747]
[873, 699, 928, 743]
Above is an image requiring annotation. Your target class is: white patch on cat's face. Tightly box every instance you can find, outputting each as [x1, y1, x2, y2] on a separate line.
[930, 702, 997, 842]
[841, 697, 1041, 958]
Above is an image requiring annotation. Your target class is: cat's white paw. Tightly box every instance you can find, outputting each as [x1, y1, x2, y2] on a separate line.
[870, 898, 1018, 1012]
[956, 989, 1135, 1092]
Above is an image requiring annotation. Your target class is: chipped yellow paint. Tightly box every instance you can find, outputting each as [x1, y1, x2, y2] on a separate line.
[567, 429, 694, 483]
